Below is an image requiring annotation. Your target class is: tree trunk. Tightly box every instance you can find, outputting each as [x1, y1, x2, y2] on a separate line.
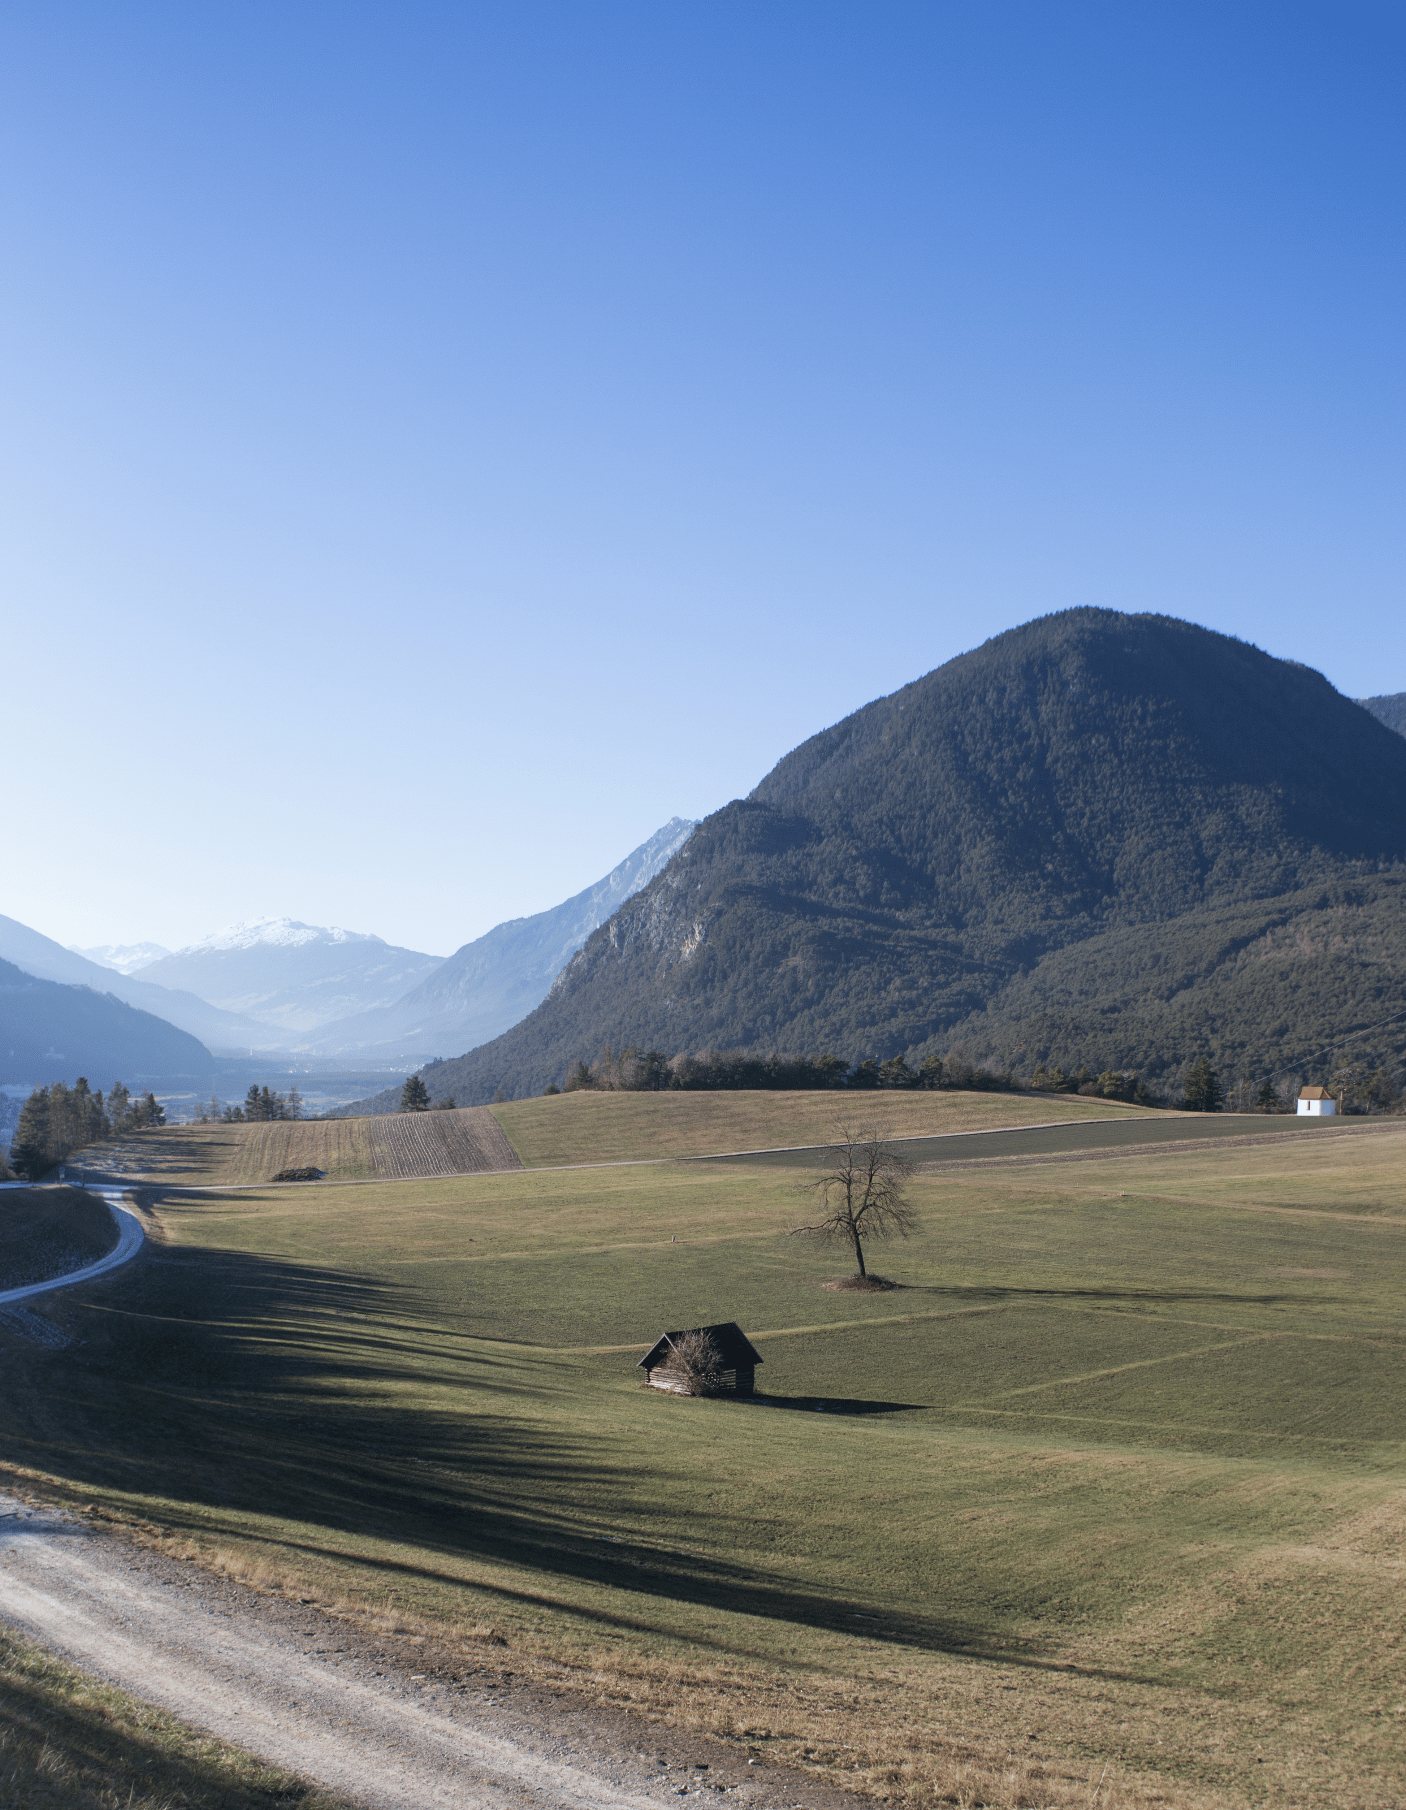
[851, 1225, 867, 1277]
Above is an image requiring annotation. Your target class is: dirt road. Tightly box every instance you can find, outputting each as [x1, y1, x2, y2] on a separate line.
[0, 1493, 854, 1810]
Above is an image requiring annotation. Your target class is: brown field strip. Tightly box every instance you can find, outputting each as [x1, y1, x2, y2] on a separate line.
[365, 1109, 521, 1179]
[88, 1108, 520, 1187]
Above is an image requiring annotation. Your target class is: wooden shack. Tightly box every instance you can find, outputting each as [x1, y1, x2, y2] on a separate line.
[638, 1322, 762, 1398]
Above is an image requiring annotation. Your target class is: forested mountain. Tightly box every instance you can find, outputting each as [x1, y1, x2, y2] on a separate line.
[347, 610, 1406, 1110]
[0, 957, 213, 1084]
[135, 919, 444, 1037]
[1361, 692, 1406, 737]
[305, 818, 695, 1060]
[0, 915, 276, 1052]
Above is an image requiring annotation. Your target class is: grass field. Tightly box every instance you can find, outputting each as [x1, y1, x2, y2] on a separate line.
[93, 1106, 520, 1188]
[0, 1187, 115, 1292]
[86, 1087, 1141, 1187]
[491, 1086, 1148, 1166]
[4, 1102, 1404, 1807]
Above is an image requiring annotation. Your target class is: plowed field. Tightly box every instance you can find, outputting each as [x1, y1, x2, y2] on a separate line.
[90, 1108, 520, 1187]
[366, 1108, 520, 1179]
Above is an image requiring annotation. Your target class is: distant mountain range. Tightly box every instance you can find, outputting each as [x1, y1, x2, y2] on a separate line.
[302, 818, 695, 1061]
[346, 610, 1406, 1109]
[1360, 692, 1406, 737]
[8, 633, 1403, 1108]
[134, 919, 446, 1038]
[0, 916, 277, 1055]
[1, 818, 694, 1083]
[72, 941, 172, 975]
[0, 956, 212, 1086]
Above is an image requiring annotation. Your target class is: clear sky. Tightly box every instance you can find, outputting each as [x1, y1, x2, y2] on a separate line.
[3, 1, 1402, 958]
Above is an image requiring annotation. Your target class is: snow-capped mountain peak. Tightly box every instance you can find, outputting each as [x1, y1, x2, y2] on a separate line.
[176, 917, 380, 955]
[69, 940, 172, 976]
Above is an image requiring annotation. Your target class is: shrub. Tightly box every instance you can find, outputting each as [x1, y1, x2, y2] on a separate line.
[661, 1329, 726, 1397]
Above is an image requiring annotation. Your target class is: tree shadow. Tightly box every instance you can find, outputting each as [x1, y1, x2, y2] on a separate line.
[0, 1224, 1159, 1686]
[0, 1625, 321, 1806]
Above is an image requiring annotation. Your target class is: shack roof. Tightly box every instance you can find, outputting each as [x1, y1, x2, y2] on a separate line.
[1298, 1085, 1335, 1099]
[638, 1322, 764, 1371]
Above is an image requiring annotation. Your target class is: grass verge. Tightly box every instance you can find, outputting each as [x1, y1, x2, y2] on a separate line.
[0, 1186, 117, 1291]
[0, 1620, 344, 1809]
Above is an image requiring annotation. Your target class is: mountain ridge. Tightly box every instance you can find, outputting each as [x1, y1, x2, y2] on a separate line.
[135, 925, 444, 1037]
[0, 956, 214, 1085]
[0, 916, 282, 1053]
[73, 941, 171, 975]
[303, 817, 696, 1060]
[1360, 692, 1406, 738]
[158, 917, 415, 958]
[341, 610, 1406, 1110]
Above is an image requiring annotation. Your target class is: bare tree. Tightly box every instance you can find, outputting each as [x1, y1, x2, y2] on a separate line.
[791, 1122, 917, 1278]
[661, 1329, 726, 1396]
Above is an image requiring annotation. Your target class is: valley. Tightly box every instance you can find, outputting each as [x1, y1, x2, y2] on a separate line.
[1, 1090, 1401, 1807]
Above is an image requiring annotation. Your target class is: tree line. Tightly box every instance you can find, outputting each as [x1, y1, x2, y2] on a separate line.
[6, 1075, 325, 1177]
[8, 1079, 166, 1180]
[536, 1045, 1403, 1115]
[199, 1084, 305, 1124]
[547, 1043, 1134, 1101]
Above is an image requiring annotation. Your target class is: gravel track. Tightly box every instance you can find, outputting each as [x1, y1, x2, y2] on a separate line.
[0, 1494, 859, 1810]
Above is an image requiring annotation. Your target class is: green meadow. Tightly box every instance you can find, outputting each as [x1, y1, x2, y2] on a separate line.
[3, 1101, 1403, 1808]
[490, 1085, 1145, 1166]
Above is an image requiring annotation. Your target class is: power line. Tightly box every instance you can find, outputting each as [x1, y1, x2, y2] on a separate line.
[1245, 1002, 1406, 1089]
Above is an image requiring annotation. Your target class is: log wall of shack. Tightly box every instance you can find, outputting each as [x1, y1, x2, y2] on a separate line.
[646, 1363, 755, 1397]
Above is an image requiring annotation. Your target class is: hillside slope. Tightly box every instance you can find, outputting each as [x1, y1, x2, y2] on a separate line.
[0, 916, 273, 1053]
[97, 1105, 518, 1185]
[0, 958, 214, 1085]
[347, 610, 1406, 1108]
[1361, 692, 1406, 737]
[306, 817, 695, 1060]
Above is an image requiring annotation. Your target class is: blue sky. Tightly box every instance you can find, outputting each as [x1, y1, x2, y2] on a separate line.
[3, 1, 1402, 956]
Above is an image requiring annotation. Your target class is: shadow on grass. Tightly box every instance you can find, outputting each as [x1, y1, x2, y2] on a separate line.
[0, 1219, 1152, 1685]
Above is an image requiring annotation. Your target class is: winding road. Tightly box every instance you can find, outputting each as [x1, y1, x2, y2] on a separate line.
[0, 1185, 145, 1309]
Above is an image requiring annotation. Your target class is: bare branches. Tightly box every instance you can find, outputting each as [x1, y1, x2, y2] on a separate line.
[790, 1122, 917, 1278]
[658, 1329, 726, 1396]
